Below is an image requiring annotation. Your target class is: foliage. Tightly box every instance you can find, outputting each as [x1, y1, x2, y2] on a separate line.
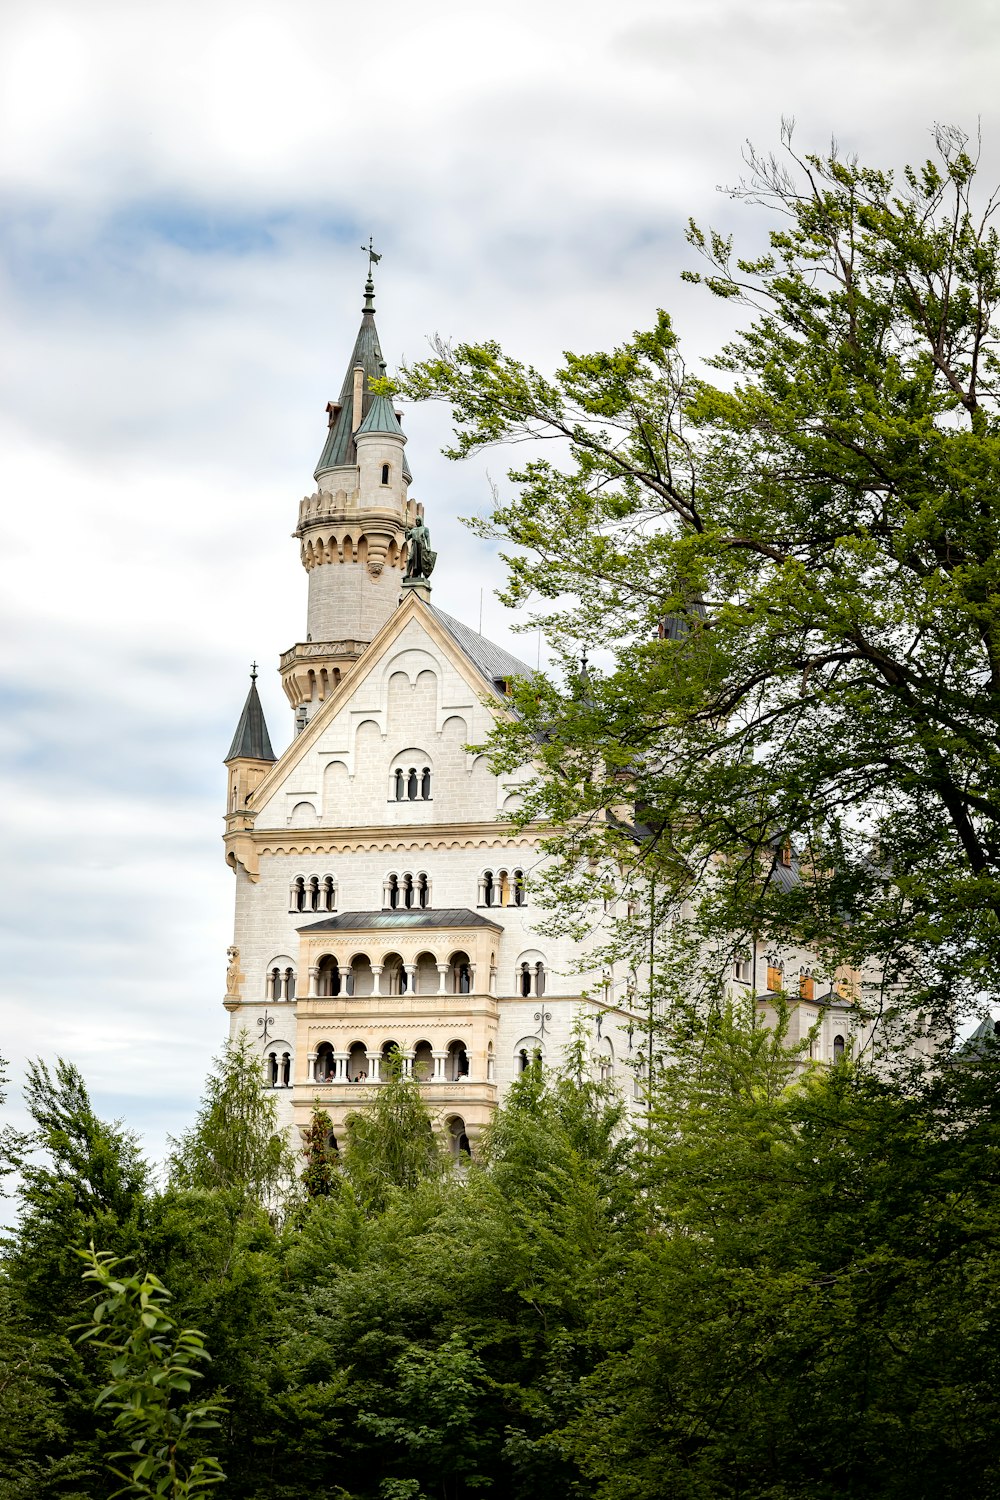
[341, 1050, 446, 1215]
[301, 1103, 339, 1198]
[75, 1247, 225, 1499]
[399, 123, 1000, 1032]
[167, 1032, 296, 1207]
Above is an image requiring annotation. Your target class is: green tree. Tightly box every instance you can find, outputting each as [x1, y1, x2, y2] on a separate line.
[167, 1032, 296, 1207]
[301, 1103, 339, 1198]
[400, 123, 1000, 1032]
[341, 1052, 445, 1216]
[75, 1247, 225, 1499]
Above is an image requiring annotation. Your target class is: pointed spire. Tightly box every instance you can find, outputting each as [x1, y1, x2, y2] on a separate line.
[226, 668, 276, 762]
[356, 361, 406, 439]
[315, 264, 387, 478]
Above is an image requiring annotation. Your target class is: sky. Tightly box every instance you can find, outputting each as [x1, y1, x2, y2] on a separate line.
[2, 0, 999, 1182]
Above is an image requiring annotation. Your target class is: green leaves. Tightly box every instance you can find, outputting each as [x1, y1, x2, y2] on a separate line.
[75, 1247, 226, 1499]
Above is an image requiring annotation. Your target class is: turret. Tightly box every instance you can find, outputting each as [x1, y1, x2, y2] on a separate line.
[281, 270, 417, 725]
[223, 668, 276, 876]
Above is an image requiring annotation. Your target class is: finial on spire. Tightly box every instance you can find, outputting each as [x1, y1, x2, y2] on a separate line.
[361, 236, 381, 311]
[250, 661, 258, 682]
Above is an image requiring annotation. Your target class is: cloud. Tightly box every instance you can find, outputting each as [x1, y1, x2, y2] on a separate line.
[1, 0, 997, 1196]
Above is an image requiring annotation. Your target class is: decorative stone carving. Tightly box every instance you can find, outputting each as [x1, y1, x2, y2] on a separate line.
[226, 946, 242, 998]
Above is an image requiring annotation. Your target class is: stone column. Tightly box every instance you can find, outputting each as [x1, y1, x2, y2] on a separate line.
[432, 1051, 447, 1081]
[467, 964, 477, 995]
[365, 1050, 379, 1082]
[477, 875, 487, 905]
[370, 964, 383, 996]
[489, 965, 497, 997]
[403, 963, 417, 995]
[402, 1051, 414, 1077]
[308, 965, 319, 999]
[436, 963, 449, 995]
[334, 1051, 349, 1081]
[307, 1050, 317, 1083]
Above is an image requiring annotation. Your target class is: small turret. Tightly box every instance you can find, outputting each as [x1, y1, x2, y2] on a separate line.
[224, 666, 276, 823]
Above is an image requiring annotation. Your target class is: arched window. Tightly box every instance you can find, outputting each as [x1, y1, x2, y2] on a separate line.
[381, 462, 390, 485]
[487, 1041, 495, 1082]
[482, 870, 495, 907]
[280, 1051, 291, 1087]
[520, 963, 532, 997]
[387, 874, 399, 910]
[290, 876, 305, 913]
[402, 873, 414, 910]
[446, 1040, 470, 1081]
[512, 869, 526, 906]
[451, 951, 472, 994]
[284, 967, 296, 1001]
[323, 876, 336, 912]
[407, 767, 418, 800]
[536, 962, 546, 996]
[315, 1042, 335, 1081]
[421, 766, 431, 799]
[394, 768, 405, 800]
[266, 1050, 278, 1086]
[417, 873, 429, 909]
[833, 1033, 846, 1061]
[268, 966, 281, 1001]
[318, 956, 342, 997]
[413, 1040, 434, 1081]
[308, 876, 320, 912]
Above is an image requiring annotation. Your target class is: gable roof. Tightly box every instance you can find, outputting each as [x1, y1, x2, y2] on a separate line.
[226, 675, 276, 762]
[244, 592, 531, 812]
[430, 605, 534, 693]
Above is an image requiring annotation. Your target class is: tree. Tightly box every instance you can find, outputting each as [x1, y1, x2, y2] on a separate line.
[301, 1104, 339, 1198]
[9, 1058, 151, 1326]
[341, 1051, 445, 1216]
[75, 1247, 225, 1499]
[400, 124, 1000, 1034]
[167, 1032, 296, 1207]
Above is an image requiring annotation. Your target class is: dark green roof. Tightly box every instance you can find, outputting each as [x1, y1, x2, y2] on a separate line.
[314, 277, 412, 484]
[356, 389, 405, 439]
[298, 908, 503, 933]
[225, 675, 276, 763]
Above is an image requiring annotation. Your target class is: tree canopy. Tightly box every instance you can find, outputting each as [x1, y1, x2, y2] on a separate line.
[401, 123, 1000, 1034]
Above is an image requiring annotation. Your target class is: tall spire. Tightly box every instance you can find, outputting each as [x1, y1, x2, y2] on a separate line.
[314, 275, 385, 478]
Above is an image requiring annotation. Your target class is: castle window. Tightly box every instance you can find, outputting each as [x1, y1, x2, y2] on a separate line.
[402, 873, 414, 909]
[284, 967, 295, 1001]
[766, 963, 784, 993]
[407, 767, 419, 800]
[394, 768, 405, 800]
[481, 870, 494, 907]
[317, 956, 342, 997]
[421, 767, 431, 799]
[417, 873, 429, 908]
[308, 875, 320, 912]
[833, 1033, 846, 1061]
[381, 463, 390, 485]
[799, 970, 815, 1001]
[512, 869, 526, 906]
[323, 876, 336, 912]
[387, 874, 399, 909]
[734, 954, 751, 984]
[290, 877, 306, 913]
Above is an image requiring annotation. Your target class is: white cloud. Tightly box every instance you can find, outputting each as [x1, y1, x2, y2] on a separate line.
[1, 0, 998, 1190]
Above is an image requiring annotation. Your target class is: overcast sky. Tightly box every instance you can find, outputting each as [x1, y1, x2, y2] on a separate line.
[2, 0, 998, 1181]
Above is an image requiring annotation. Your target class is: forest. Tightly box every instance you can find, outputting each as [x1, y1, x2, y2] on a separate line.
[2, 1013, 999, 1500]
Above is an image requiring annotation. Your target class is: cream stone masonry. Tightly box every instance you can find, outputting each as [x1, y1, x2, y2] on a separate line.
[222, 274, 873, 1162]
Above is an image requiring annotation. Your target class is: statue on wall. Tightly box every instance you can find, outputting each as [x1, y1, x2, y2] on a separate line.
[226, 946, 241, 997]
[404, 516, 437, 580]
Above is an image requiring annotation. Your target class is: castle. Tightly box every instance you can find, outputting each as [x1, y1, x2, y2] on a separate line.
[220, 269, 873, 1155]
[220, 268, 630, 1154]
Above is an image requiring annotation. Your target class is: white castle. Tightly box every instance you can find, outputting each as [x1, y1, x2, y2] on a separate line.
[221, 270, 861, 1155]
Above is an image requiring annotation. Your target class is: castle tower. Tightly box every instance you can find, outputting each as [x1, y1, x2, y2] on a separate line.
[280, 272, 415, 726]
[223, 667, 277, 878]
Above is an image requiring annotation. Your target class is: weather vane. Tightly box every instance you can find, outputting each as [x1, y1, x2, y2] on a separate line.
[361, 236, 382, 276]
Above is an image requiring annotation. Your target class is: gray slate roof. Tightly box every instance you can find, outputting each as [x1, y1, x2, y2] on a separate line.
[314, 279, 412, 483]
[356, 389, 405, 438]
[298, 908, 503, 932]
[429, 605, 534, 692]
[226, 676, 276, 762]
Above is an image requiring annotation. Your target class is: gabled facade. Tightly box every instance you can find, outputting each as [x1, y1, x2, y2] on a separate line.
[221, 275, 630, 1152]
